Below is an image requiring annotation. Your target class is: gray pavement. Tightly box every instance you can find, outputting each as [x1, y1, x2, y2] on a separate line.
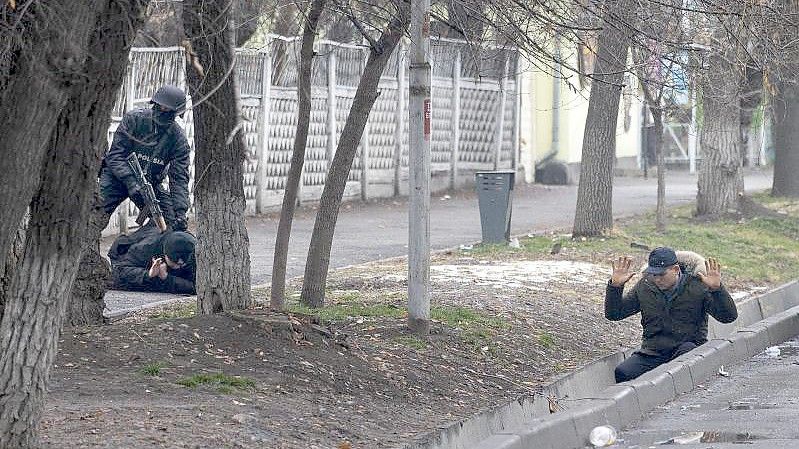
[103, 169, 774, 314]
[615, 336, 799, 448]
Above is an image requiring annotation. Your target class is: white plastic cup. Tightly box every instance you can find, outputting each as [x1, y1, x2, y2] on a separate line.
[589, 425, 618, 447]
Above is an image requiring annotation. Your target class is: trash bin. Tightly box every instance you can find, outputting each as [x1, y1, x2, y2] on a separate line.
[475, 170, 515, 244]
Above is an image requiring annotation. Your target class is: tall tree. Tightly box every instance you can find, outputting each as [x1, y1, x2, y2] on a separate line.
[632, 0, 686, 233]
[184, 0, 252, 313]
[770, 0, 799, 197]
[0, 0, 148, 445]
[772, 82, 799, 197]
[0, 2, 97, 284]
[572, 0, 638, 237]
[637, 72, 668, 232]
[271, 0, 327, 310]
[301, 2, 411, 307]
[695, 22, 745, 216]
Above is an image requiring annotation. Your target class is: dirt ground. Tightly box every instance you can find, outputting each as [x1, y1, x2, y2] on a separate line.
[40, 240, 762, 449]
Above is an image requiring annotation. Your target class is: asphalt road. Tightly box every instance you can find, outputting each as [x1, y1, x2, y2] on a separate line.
[103, 169, 773, 313]
[615, 336, 799, 448]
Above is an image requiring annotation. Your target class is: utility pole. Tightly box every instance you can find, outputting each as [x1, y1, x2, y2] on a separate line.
[408, 0, 431, 335]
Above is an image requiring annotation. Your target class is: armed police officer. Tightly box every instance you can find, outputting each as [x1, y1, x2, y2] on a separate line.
[99, 84, 191, 232]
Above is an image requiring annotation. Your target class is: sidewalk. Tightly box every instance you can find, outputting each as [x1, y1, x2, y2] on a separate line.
[103, 169, 774, 314]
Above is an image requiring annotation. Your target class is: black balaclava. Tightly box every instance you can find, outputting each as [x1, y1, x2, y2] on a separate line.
[152, 104, 177, 128]
[162, 231, 196, 267]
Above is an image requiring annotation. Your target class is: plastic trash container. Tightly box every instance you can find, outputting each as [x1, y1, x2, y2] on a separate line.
[475, 170, 515, 244]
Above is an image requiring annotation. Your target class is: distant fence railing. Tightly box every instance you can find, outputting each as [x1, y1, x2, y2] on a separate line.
[104, 36, 520, 235]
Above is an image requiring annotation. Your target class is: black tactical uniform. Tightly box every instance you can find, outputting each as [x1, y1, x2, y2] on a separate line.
[108, 222, 196, 294]
[99, 85, 191, 231]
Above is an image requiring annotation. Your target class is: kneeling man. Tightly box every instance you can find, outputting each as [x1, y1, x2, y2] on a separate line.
[606, 247, 737, 382]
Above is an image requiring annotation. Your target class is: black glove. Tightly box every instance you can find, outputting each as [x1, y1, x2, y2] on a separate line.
[129, 190, 146, 210]
[173, 216, 188, 232]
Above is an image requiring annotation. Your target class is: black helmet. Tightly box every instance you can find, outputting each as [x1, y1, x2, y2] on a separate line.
[150, 85, 187, 114]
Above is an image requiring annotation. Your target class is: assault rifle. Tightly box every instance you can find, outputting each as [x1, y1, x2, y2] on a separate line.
[126, 153, 167, 232]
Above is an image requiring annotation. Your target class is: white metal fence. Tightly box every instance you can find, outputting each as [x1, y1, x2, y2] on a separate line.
[105, 36, 520, 235]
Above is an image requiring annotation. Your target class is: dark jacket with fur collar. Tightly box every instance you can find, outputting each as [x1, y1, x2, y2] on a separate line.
[605, 272, 737, 356]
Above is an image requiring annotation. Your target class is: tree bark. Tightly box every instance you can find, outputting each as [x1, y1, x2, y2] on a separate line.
[772, 81, 799, 196]
[0, 1, 148, 444]
[652, 107, 666, 233]
[271, 0, 327, 310]
[0, 216, 28, 317]
[184, 0, 252, 313]
[572, 0, 637, 237]
[696, 45, 743, 216]
[67, 187, 111, 327]
[770, 0, 799, 197]
[301, 6, 410, 307]
[0, 2, 98, 283]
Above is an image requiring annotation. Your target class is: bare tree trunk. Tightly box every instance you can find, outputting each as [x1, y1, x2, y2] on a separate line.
[0, 1, 148, 444]
[651, 107, 666, 232]
[635, 51, 667, 233]
[67, 186, 111, 327]
[770, 0, 799, 197]
[772, 81, 799, 196]
[696, 45, 744, 216]
[271, 0, 327, 310]
[184, 0, 252, 313]
[572, 0, 637, 237]
[301, 7, 410, 307]
[0, 3, 98, 283]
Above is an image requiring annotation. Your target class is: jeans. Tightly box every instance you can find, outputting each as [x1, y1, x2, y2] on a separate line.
[614, 342, 698, 383]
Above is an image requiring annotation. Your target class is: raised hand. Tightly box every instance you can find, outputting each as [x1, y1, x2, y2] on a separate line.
[610, 256, 636, 287]
[698, 257, 722, 290]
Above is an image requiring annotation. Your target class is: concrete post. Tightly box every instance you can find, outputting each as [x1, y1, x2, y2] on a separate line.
[256, 48, 273, 213]
[512, 51, 521, 173]
[327, 46, 338, 165]
[393, 43, 406, 196]
[688, 86, 697, 174]
[450, 49, 461, 190]
[408, 0, 432, 335]
[360, 47, 370, 201]
[493, 56, 509, 170]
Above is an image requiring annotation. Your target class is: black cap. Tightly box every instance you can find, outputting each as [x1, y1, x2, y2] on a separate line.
[162, 231, 195, 266]
[646, 247, 678, 274]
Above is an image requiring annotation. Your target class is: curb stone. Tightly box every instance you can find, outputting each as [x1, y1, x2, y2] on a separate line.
[402, 280, 799, 449]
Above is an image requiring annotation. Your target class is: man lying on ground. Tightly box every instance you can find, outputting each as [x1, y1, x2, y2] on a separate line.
[108, 222, 196, 294]
[605, 246, 738, 382]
